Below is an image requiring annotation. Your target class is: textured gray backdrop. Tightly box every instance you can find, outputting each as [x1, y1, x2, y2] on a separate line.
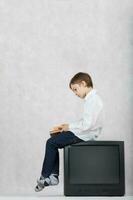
[0, 0, 132, 196]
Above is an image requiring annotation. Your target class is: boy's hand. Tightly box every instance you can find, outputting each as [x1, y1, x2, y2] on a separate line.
[60, 124, 69, 132]
[49, 124, 69, 136]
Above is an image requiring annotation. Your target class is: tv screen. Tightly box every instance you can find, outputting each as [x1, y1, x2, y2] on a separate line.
[64, 141, 125, 196]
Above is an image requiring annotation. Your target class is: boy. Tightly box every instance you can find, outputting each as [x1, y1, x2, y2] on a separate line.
[35, 72, 103, 192]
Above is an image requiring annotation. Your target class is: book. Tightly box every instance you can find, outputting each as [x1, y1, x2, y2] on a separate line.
[49, 126, 62, 136]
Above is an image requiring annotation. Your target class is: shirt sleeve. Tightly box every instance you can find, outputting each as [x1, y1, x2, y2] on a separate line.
[69, 100, 103, 133]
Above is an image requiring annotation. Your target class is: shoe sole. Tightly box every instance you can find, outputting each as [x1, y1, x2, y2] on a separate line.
[35, 185, 45, 192]
[37, 179, 59, 186]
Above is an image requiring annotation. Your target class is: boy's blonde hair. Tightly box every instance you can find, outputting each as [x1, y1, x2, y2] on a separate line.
[69, 72, 93, 89]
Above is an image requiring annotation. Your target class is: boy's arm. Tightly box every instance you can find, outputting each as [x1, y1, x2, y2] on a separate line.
[69, 116, 92, 132]
[69, 101, 103, 133]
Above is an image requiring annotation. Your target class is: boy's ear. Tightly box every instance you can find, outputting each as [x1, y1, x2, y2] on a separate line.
[80, 81, 86, 87]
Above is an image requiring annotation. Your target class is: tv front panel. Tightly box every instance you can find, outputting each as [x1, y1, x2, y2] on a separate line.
[64, 141, 125, 196]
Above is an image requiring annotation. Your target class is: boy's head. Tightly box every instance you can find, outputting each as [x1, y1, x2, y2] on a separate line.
[69, 72, 93, 99]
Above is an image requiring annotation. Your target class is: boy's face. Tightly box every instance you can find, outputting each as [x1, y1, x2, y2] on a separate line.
[70, 81, 88, 99]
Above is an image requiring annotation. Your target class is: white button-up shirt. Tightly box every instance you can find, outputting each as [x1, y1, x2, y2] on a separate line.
[69, 89, 104, 141]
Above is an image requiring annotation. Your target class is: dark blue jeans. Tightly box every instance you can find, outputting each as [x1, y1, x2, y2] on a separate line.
[41, 131, 84, 178]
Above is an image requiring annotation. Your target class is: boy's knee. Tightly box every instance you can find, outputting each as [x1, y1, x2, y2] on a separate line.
[46, 137, 53, 145]
[46, 137, 58, 148]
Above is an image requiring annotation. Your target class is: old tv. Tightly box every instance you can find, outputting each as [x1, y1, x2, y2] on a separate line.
[64, 141, 125, 196]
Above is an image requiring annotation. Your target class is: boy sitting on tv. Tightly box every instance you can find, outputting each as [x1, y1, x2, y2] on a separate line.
[35, 72, 104, 192]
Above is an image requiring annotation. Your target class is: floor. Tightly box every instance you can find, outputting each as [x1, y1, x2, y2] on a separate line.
[0, 196, 132, 200]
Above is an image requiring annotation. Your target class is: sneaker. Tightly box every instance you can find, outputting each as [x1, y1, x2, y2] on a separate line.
[35, 184, 45, 192]
[37, 175, 45, 183]
[35, 177, 51, 192]
[49, 174, 59, 185]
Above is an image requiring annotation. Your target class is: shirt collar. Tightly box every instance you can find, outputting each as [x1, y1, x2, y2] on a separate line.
[84, 89, 96, 101]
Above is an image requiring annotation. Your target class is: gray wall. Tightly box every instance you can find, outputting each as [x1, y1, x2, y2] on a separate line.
[0, 0, 132, 196]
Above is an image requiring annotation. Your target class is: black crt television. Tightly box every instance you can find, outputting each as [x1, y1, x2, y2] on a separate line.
[64, 141, 125, 196]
